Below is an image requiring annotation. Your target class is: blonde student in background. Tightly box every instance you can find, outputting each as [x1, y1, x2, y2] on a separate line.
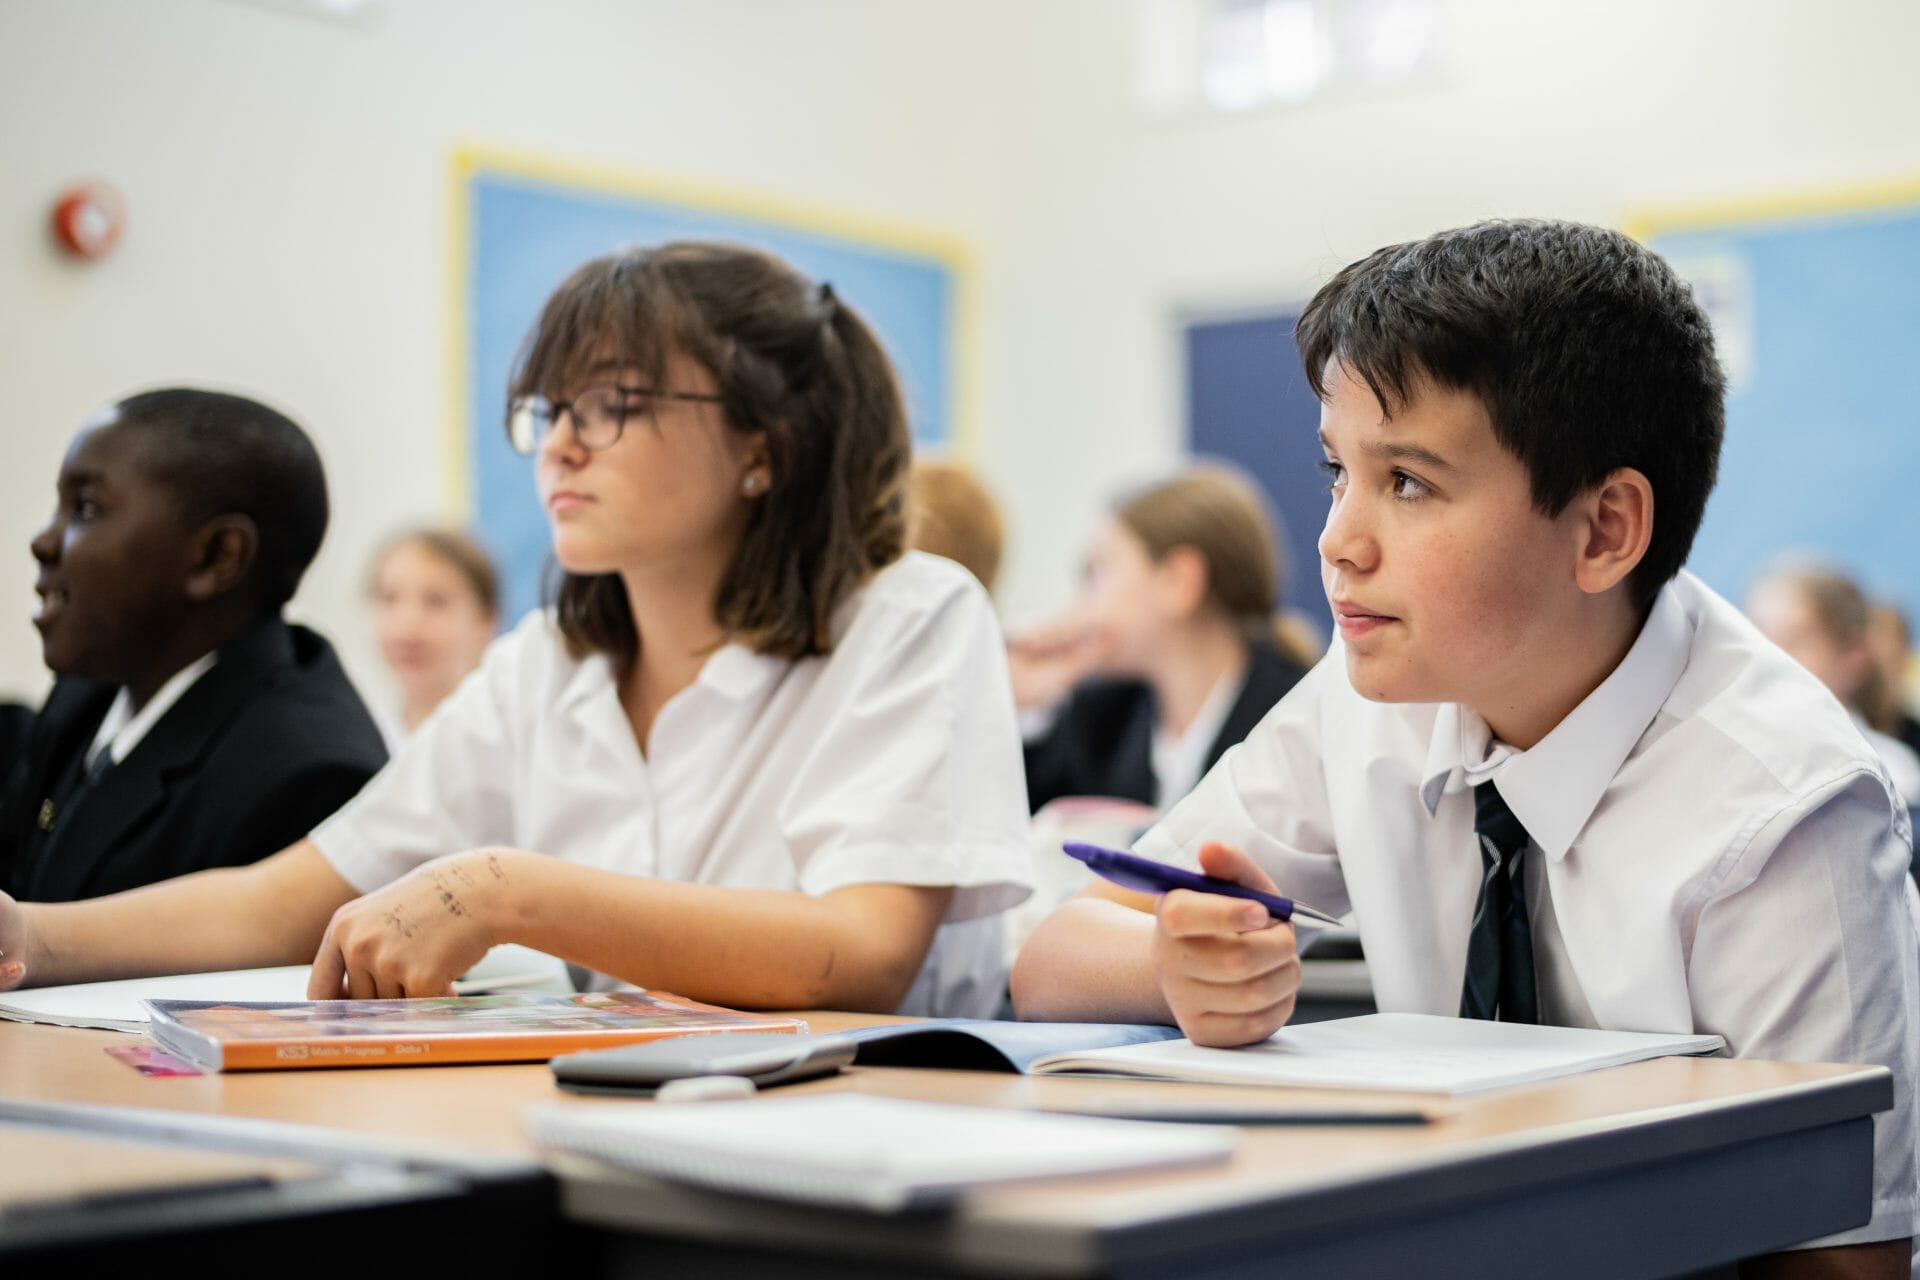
[1010, 463, 1318, 817]
[1746, 560, 1920, 810]
[907, 458, 1005, 597]
[1002, 465, 1320, 962]
[365, 527, 499, 748]
[0, 242, 1033, 1020]
[1012, 220, 1917, 1276]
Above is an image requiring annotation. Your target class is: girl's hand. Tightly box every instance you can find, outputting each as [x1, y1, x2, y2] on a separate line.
[1007, 616, 1104, 710]
[307, 848, 522, 999]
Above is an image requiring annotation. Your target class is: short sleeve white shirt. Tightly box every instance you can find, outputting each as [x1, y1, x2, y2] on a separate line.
[1139, 571, 1920, 1249]
[312, 552, 1035, 1019]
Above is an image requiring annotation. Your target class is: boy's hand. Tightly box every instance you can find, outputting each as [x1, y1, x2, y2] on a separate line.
[0, 891, 27, 990]
[1152, 842, 1300, 1047]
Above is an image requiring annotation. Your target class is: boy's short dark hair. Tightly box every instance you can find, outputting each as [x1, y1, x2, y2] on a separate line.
[1295, 219, 1725, 610]
[114, 388, 328, 612]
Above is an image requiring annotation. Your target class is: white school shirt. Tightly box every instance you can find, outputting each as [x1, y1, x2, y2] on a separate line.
[312, 552, 1035, 1019]
[1140, 571, 1920, 1249]
[84, 652, 218, 767]
[1856, 713, 1920, 811]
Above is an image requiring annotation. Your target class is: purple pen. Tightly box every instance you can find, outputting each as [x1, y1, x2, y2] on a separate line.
[1062, 841, 1344, 926]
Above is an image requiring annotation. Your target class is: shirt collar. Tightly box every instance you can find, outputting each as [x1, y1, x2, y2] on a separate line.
[555, 636, 789, 717]
[86, 651, 219, 767]
[1419, 578, 1694, 862]
[696, 643, 790, 701]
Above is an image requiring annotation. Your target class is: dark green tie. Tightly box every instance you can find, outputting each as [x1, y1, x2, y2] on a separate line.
[1459, 780, 1539, 1023]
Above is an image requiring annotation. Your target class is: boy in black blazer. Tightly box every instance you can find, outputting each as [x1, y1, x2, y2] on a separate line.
[1, 389, 386, 902]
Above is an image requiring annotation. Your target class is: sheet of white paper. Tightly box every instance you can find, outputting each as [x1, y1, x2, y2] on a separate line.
[530, 1093, 1236, 1212]
[0, 943, 572, 1032]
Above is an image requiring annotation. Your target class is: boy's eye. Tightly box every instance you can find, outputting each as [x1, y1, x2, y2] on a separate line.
[1391, 471, 1431, 500]
[1316, 458, 1346, 490]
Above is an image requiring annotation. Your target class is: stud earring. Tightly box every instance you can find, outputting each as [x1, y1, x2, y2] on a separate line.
[741, 474, 763, 496]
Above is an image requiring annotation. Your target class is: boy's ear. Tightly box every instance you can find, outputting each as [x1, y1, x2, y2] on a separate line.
[1572, 467, 1653, 596]
[184, 515, 260, 605]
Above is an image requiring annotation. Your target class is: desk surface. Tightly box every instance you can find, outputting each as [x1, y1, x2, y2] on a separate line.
[0, 1016, 1891, 1279]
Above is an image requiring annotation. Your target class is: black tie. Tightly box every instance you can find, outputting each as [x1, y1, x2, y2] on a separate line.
[1459, 780, 1539, 1023]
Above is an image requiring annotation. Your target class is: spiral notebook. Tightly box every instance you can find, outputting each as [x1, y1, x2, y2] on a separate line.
[528, 1093, 1236, 1212]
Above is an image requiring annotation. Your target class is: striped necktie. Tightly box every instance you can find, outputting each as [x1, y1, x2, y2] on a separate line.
[1458, 780, 1539, 1024]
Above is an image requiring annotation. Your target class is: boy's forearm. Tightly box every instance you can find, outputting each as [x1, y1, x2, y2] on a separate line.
[1011, 895, 1171, 1024]
[25, 840, 350, 986]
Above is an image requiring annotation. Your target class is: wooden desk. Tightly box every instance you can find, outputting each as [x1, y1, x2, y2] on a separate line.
[0, 1017, 1890, 1279]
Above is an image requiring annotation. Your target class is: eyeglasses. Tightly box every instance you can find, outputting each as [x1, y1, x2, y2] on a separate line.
[506, 384, 725, 456]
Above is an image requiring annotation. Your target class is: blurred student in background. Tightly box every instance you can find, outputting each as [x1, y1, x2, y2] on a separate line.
[366, 528, 499, 745]
[1867, 602, 1920, 760]
[0, 389, 386, 902]
[1747, 561, 1920, 807]
[0, 244, 1031, 1018]
[1012, 464, 1316, 815]
[908, 458, 1005, 596]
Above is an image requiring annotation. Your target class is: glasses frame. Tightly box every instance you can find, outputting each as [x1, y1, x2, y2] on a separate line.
[506, 384, 727, 457]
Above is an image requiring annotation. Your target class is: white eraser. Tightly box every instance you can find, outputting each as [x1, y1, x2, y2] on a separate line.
[654, 1075, 759, 1104]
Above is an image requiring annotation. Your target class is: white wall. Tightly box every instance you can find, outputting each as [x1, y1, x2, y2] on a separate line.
[980, 0, 1920, 625]
[3, 0, 1918, 705]
[0, 0, 1027, 703]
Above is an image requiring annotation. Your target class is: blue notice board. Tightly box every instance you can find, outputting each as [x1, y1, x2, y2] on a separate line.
[1647, 198, 1920, 617]
[463, 161, 962, 626]
[1184, 311, 1330, 626]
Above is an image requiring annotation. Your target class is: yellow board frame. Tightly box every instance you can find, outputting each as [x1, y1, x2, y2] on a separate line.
[1625, 175, 1920, 242]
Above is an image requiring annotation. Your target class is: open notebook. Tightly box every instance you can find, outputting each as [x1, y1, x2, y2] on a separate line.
[1026, 1013, 1726, 1095]
[529, 1093, 1236, 1212]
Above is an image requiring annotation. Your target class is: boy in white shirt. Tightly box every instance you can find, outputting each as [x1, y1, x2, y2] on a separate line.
[1012, 219, 1917, 1276]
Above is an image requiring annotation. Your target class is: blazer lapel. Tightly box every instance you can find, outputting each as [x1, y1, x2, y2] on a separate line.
[1108, 693, 1158, 805]
[2, 680, 112, 896]
[1203, 641, 1308, 774]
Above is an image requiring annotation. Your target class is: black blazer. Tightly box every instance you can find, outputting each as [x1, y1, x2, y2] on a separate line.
[1, 619, 388, 903]
[1023, 641, 1309, 814]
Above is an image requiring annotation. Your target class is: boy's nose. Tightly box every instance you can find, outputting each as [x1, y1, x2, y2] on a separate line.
[28, 520, 59, 567]
[1318, 493, 1378, 575]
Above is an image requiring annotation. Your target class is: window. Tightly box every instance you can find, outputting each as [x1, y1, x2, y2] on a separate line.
[1136, 0, 1444, 116]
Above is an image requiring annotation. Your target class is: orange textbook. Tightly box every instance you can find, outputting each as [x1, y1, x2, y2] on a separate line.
[140, 990, 808, 1072]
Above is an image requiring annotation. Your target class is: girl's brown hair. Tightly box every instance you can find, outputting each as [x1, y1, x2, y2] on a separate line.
[370, 528, 500, 617]
[1114, 464, 1317, 667]
[511, 243, 910, 665]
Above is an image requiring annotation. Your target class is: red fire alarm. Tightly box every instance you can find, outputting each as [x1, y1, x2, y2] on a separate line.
[50, 182, 126, 260]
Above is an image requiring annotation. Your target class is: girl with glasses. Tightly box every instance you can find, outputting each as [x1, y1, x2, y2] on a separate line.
[0, 243, 1033, 1018]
